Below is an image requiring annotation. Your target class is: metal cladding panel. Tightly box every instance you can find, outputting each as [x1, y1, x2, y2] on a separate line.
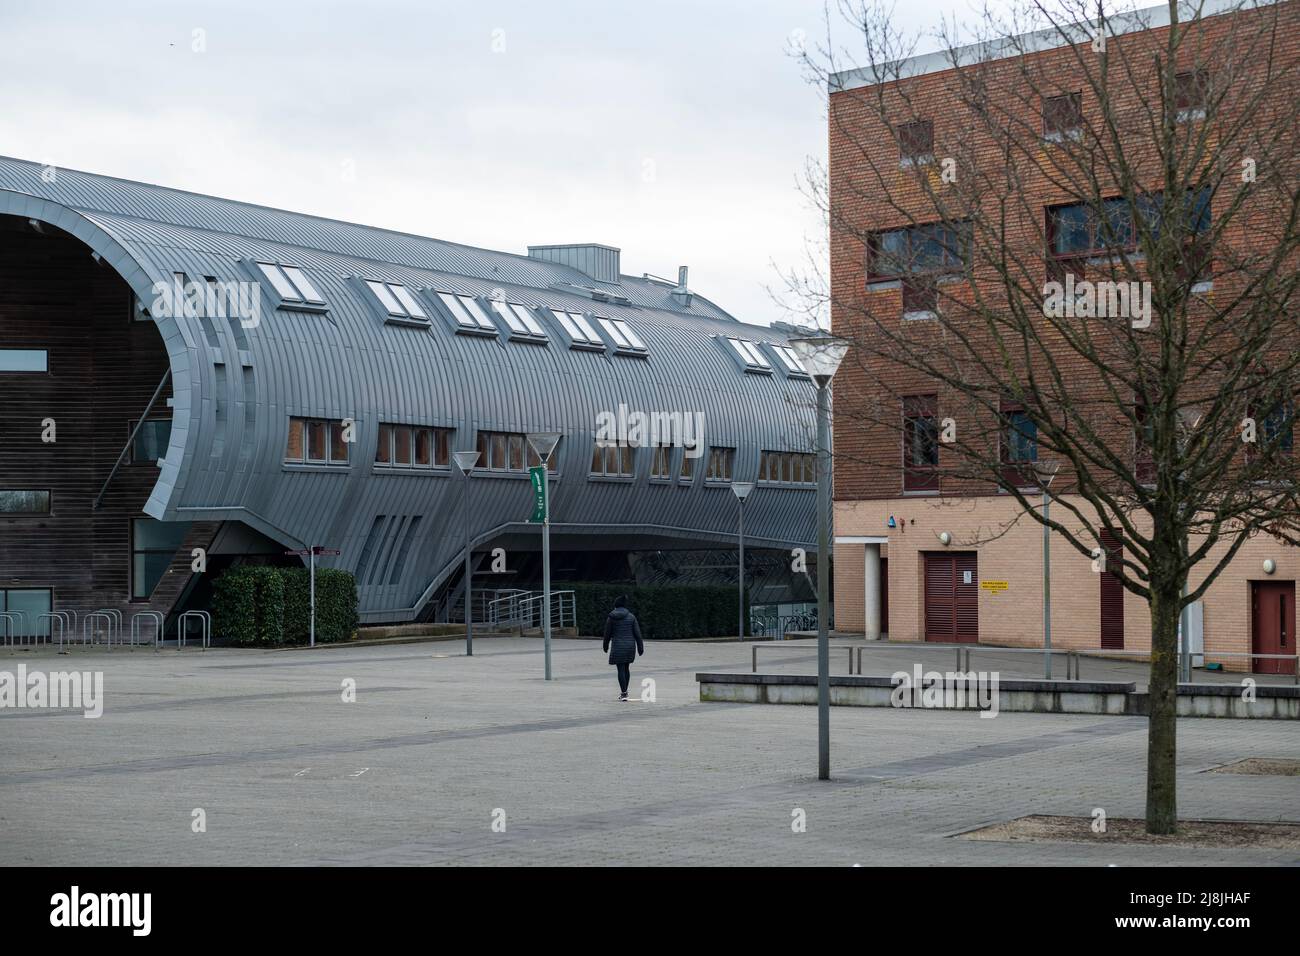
[0, 155, 818, 622]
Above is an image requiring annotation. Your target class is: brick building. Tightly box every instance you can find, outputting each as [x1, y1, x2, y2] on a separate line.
[827, 0, 1298, 672]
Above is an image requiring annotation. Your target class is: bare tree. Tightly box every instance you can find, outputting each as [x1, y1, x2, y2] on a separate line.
[791, 0, 1300, 833]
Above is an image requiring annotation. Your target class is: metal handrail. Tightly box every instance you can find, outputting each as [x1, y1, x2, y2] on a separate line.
[486, 590, 531, 626]
[513, 590, 575, 631]
[752, 642, 854, 674]
[853, 642, 1073, 679]
[131, 611, 166, 650]
[178, 610, 211, 649]
[1072, 649, 1300, 686]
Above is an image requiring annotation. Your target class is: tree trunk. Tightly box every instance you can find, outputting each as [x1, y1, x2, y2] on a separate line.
[1145, 583, 1182, 834]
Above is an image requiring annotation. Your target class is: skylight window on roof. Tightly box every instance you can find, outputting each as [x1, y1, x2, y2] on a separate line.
[437, 292, 497, 333]
[390, 284, 428, 319]
[771, 345, 809, 375]
[491, 300, 547, 338]
[598, 317, 647, 353]
[727, 337, 771, 371]
[257, 261, 324, 305]
[550, 309, 604, 347]
[280, 266, 324, 304]
[365, 279, 428, 322]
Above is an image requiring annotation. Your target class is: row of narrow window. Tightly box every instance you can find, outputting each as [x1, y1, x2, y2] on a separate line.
[281, 417, 814, 485]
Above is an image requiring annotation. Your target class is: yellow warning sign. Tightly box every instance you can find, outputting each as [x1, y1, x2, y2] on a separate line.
[980, 580, 1009, 593]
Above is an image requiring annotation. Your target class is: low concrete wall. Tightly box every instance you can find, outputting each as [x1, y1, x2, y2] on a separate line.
[697, 673, 1135, 716]
[1128, 683, 1300, 719]
[697, 673, 1300, 719]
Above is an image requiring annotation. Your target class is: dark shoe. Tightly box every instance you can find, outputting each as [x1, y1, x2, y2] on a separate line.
[619, 693, 628, 701]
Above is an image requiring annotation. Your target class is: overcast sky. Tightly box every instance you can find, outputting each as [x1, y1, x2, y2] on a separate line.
[0, 0, 1034, 325]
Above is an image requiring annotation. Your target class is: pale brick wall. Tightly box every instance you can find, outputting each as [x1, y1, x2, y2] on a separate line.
[835, 495, 1298, 669]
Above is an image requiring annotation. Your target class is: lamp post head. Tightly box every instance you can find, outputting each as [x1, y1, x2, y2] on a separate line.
[788, 334, 850, 386]
[526, 431, 562, 465]
[731, 481, 755, 501]
[453, 450, 480, 476]
[1031, 459, 1061, 489]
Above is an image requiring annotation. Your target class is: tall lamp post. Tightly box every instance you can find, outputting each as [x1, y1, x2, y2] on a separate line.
[453, 450, 481, 656]
[1032, 461, 1060, 680]
[789, 334, 849, 782]
[731, 482, 754, 639]
[527, 431, 562, 681]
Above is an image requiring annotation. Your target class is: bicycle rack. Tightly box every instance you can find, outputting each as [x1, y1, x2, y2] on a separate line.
[35, 612, 64, 650]
[0, 612, 19, 648]
[83, 612, 116, 647]
[131, 611, 166, 650]
[95, 608, 124, 647]
[5, 610, 30, 647]
[52, 610, 80, 644]
[178, 610, 211, 650]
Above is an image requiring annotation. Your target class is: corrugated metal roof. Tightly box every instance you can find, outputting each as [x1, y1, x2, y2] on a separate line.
[0, 155, 818, 624]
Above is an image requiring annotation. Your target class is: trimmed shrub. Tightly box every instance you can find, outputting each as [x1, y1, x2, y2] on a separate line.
[211, 566, 284, 646]
[281, 568, 358, 645]
[564, 582, 748, 640]
[211, 566, 357, 646]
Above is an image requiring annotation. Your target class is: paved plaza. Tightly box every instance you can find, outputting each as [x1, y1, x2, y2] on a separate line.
[1, 636, 1297, 866]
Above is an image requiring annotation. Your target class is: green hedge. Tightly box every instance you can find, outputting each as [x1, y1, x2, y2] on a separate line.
[211, 566, 358, 646]
[563, 582, 748, 640]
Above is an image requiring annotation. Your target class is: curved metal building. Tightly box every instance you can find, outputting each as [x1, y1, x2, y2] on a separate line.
[0, 156, 817, 627]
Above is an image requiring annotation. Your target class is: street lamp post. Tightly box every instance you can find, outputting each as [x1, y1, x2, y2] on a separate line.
[527, 432, 562, 681]
[453, 450, 481, 656]
[789, 335, 848, 782]
[731, 482, 754, 639]
[1033, 461, 1060, 680]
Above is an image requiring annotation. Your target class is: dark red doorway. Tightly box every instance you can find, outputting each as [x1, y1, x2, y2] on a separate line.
[1251, 581, 1296, 675]
[924, 552, 978, 643]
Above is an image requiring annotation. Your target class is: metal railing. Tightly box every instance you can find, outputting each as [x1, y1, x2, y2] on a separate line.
[485, 589, 532, 627]
[751, 641, 855, 674]
[844, 642, 1299, 685]
[514, 590, 575, 631]
[749, 612, 820, 641]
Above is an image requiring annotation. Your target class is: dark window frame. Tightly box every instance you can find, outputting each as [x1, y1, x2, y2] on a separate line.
[896, 119, 934, 165]
[0, 490, 51, 515]
[903, 395, 940, 492]
[1042, 92, 1083, 139]
[284, 417, 351, 467]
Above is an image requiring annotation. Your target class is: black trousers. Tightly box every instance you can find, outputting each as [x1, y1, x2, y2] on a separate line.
[616, 662, 631, 695]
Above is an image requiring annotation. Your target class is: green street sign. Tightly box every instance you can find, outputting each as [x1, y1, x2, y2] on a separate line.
[529, 465, 548, 523]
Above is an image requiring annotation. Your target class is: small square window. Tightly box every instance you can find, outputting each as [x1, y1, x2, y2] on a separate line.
[897, 119, 934, 165]
[1042, 93, 1083, 139]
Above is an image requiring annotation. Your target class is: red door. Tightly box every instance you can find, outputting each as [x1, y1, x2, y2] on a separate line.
[1251, 581, 1296, 675]
[924, 552, 978, 643]
[1099, 531, 1124, 649]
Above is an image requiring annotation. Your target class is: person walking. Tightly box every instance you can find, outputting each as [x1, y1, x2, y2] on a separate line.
[602, 595, 644, 701]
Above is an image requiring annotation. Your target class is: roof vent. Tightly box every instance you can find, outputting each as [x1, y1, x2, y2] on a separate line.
[671, 266, 693, 308]
[528, 244, 621, 284]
